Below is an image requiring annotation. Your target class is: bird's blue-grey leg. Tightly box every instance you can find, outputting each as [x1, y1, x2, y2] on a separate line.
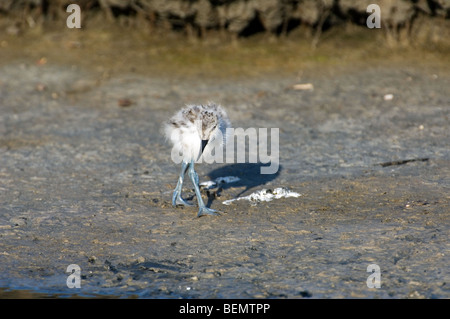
[172, 161, 194, 207]
[188, 159, 218, 217]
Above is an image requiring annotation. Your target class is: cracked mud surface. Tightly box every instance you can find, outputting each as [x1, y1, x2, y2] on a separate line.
[0, 29, 449, 298]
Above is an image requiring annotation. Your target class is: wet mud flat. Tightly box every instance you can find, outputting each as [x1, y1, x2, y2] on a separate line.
[0, 33, 449, 298]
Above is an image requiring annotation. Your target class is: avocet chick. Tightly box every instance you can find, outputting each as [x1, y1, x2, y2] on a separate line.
[164, 103, 230, 217]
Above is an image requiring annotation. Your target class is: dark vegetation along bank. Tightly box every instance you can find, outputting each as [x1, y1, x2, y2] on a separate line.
[1, 0, 449, 45]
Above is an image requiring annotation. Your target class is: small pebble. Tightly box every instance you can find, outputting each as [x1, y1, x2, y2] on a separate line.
[35, 83, 47, 92]
[384, 94, 394, 101]
[292, 83, 314, 91]
[118, 98, 133, 107]
[37, 57, 47, 65]
[136, 256, 145, 263]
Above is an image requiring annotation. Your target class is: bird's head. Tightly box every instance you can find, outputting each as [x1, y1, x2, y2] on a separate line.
[198, 111, 219, 153]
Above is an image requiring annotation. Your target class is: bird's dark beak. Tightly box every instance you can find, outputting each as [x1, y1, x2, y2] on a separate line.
[201, 139, 209, 154]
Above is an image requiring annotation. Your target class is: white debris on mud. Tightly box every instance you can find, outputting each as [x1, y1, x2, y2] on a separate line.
[199, 176, 240, 189]
[223, 187, 301, 206]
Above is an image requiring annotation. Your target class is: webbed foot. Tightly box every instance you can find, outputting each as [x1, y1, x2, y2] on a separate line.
[172, 192, 194, 207]
[197, 206, 220, 217]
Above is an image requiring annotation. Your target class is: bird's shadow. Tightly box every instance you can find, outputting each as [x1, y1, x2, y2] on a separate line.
[203, 163, 282, 207]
